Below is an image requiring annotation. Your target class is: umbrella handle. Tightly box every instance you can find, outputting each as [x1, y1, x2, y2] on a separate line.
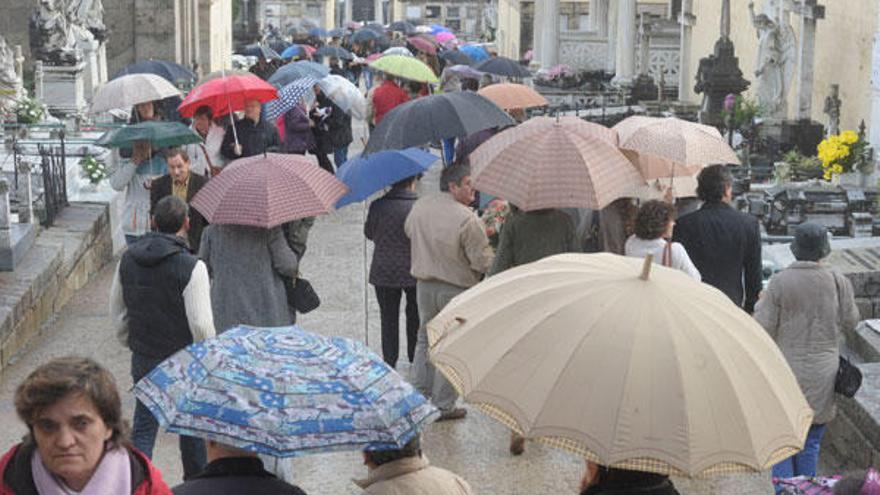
[223, 67, 240, 149]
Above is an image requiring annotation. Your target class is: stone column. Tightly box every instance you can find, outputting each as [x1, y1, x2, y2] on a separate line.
[591, 0, 609, 36]
[870, 6, 880, 163]
[613, 0, 637, 86]
[17, 162, 33, 225]
[34, 62, 44, 101]
[540, 0, 560, 67]
[374, 0, 383, 22]
[82, 40, 100, 100]
[345, 0, 353, 25]
[0, 180, 10, 232]
[795, 1, 824, 121]
[605, 0, 618, 73]
[678, 0, 695, 102]
[532, 0, 544, 65]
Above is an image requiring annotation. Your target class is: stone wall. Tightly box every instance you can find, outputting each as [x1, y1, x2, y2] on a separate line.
[0, 203, 113, 374]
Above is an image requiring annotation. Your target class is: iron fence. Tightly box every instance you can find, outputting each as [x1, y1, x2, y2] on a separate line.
[3, 123, 69, 226]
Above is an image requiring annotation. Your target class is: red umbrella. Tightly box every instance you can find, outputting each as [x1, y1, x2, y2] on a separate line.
[407, 36, 437, 55]
[178, 74, 277, 118]
[190, 153, 348, 228]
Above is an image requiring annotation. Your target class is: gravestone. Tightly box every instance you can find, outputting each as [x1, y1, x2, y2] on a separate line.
[694, 0, 750, 127]
[0, 179, 37, 272]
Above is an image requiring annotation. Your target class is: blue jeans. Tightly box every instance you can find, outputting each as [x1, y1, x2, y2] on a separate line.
[442, 138, 456, 166]
[364, 70, 373, 90]
[333, 146, 349, 168]
[772, 424, 826, 486]
[131, 353, 206, 479]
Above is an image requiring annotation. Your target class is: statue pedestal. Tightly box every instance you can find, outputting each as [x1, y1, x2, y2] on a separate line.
[695, 37, 750, 128]
[81, 41, 101, 102]
[39, 62, 87, 116]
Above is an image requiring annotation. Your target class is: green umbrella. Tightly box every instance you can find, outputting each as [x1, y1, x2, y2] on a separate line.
[369, 55, 439, 84]
[95, 121, 203, 149]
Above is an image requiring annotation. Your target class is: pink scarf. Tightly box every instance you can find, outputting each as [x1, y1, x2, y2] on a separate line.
[31, 447, 132, 495]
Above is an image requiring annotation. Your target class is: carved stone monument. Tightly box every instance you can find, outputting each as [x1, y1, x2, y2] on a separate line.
[694, 0, 750, 127]
[631, 13, 660, 102]
[29, 0, 88, 116]
[749, 1, 797, 121]
[67, 0, 108, 100]
[0, 37, 26, 117]
[0, 179, 37, 272]
[824, 83, 842, 136]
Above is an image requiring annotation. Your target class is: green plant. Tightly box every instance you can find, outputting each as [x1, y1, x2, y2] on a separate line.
[15, 96, 44, 124]
[721, 95, 761, 132]
[79, 154, 107, 185]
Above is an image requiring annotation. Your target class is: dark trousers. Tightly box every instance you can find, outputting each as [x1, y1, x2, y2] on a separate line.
[315, 152, 334, 174]
[130, 352, 206, 479]
[374, 286, 419, 368]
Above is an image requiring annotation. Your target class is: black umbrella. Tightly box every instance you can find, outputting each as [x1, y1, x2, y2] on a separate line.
[238, 44, 281, 60]
[112, 60, 196, 87]
[472, 57, 531, 78]
[328, 27, 347, 38]
[363, 23, 387, 33]
[389, 21, 416, 34]
[314, 45, 354, 61]
[439, 50, 473, 66]
[364, 92, 515, 155]
[352, 28, 383, 43]
[267, 38, 292, 54]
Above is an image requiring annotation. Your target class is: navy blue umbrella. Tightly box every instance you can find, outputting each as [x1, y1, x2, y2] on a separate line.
[238, 44, 281, 60]
[472, 56, 531, 78]
[336, 149, 439, 207]
[439, 50, 473, 66]
[309, 27, 328, 37]
[315, 45, 353, 61]
[352, 28, 383, 43]
[389, 21, 416, 35]
[328, 27, 347, 38]
[113, 60, 195, 87]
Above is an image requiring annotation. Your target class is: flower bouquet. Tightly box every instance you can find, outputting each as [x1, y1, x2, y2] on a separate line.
[817, 129, 871, 181]
[79, 154, 108, 185]
[15, 97, 44, 125]
[480, 199, 511, 249]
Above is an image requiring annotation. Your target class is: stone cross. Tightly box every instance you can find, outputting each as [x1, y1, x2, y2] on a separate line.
[17, 162, 34, 224]
[638, 14, 653, 77]
[794, 0, 824, 120]
[0, 179, 11, 231]
[824, 83, 841, 136]
[721, 0, 731, 39]
[678, 0, 696, 102]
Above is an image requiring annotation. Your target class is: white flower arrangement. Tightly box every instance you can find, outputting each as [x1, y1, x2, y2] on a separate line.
[79, 154, 108, 185]
[15, 97, 44, 125]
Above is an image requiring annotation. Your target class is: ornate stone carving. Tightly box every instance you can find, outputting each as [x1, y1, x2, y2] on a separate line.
[0, 36, 24, 115]
[29, 0, 81, 64]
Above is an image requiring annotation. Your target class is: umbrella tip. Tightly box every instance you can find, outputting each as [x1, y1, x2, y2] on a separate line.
[640, 255, 654, 281]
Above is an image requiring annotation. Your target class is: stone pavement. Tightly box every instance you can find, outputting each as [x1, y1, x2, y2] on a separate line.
[0, 124, 774, 494]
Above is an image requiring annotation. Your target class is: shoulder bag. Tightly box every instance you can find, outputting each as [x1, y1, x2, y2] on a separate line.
[832, 271, 862, 397]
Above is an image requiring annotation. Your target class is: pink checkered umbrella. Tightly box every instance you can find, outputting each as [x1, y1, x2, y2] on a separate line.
[470, 116, 644, 211]
[614, 116, 740, 170]
[190, 153, 348, 228]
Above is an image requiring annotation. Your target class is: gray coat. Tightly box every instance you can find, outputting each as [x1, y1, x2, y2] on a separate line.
[754, 262, 860, 424]
[199, 225, 299, 333]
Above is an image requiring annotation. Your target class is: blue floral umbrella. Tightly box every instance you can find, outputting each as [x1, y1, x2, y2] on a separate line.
[135, 325, 438, 457]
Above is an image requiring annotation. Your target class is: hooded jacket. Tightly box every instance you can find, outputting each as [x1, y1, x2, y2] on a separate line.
[110, 233, 215, 359]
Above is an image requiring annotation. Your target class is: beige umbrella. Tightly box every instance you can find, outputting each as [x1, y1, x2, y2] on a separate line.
[477, 83, 549, 110]
[428, 253, 813, 477]
[90, 74, 181, 113]
[470, 116, 644, 210]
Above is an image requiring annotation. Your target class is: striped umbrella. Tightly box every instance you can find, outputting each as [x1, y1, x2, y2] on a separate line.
[265, 77, 318, 121]
[470, 116, 644, 210]
[190, 153, 348, 228]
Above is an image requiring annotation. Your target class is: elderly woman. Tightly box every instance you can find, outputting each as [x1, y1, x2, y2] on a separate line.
[579, 461, 679, 495]
[624, 200, 700, 280]
[0, 357, 171, 494]
[755, 222, 860, 481]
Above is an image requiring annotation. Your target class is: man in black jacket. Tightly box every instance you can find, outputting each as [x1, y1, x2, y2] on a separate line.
[110, 196, 216, 479]
[220, 99, 281, 160]
[150, 147, 208, 253]
[673, 164, 762, 313]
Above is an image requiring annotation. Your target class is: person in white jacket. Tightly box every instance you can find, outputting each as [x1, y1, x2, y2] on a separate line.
[625, 200, 701, 280]
[109, 195, 215, 479]
[109, 140, 168, 244]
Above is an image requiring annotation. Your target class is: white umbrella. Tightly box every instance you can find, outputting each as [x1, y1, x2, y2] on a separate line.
[90, 74, 181, 113]
[318, 74, 367, 120]
[383, 46, 414, 57]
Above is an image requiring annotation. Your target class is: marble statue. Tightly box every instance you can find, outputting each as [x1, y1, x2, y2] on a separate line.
[69, 0, 107, 42]
[824, 84, 842, 136]
[749, 1, 797, 120]
[0, 36, 24, 115]
[29, 0, 80, 64]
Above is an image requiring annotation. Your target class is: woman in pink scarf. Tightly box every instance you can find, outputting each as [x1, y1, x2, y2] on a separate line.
[0, 357, 171, 495]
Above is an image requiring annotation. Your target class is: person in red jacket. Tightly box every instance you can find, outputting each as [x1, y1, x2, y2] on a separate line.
[370, 73, 410, 125]
[0, 357, 172, 495]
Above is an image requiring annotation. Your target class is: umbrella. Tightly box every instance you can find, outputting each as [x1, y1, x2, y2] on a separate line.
[190, 153, 348, 228]
[439, 50, 472, 66]
[269, 60, 331, 87]
[477, 83, 548, 110]
[336, 149, 439, 207]
[197, 69, 251, 85]
[368, 55, 438, 83]
[309, 27, 328, 37]
[435, 31, 457, 44]
[614, 116, 741, 170]
[472, 56, 531, 78]
[95, 121, 202, 149]
[328, 27, 347, 38]
[265, 77, 318, 121]
[365, 91, 514, 155]
[90, 74, 181, 113]
[135, 325, 439, 457]
[407, 36, 437, 55]
[389, 21, 416, 34]
[459, 44, 490, 62]
[112, 60, 196, 87]
[430, 24, 450, 34]
[413, 25, 432, 34]
[280, 44, 307, 60]
[238, 43, 281, 60]
[287, 25, 309, 38]
[446, 64, 483, 80]
[428, 253, 814, 477]
[268, 38, 292, 54]
[383, 46, 413, 57]
[364, 22, 386, 33]
[352, 28, 382, 43]
[314, 45, 354, 60]
[317, 74, 367, 120]
[177, 74, 277, 118]
[470, 116, 643, 210]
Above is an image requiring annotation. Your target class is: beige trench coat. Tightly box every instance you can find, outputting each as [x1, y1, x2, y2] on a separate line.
[754, 261, 859, 424]
[354, 456, 474, 495]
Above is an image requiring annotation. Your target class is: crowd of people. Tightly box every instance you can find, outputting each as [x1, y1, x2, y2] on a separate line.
[2, 22, 876, 495]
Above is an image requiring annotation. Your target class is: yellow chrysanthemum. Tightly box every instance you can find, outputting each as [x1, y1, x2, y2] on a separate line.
[841, 130, 859, 145]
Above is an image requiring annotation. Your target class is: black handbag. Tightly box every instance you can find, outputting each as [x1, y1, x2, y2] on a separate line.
[284, 277, 320, 314]
[835, 355, 863, 398]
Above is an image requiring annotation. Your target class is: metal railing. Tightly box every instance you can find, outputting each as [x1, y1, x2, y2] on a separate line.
[3, 123, 70, 226]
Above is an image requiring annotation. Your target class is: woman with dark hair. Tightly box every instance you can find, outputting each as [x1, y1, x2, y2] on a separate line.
[625, 200, 700, 280]
[579, 461, 680, 495]
[0, 357, 171, 494]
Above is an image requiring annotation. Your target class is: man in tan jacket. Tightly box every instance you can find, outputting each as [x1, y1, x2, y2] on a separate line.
[405, 162, 493, 420]
[354, 437, 473, 495]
